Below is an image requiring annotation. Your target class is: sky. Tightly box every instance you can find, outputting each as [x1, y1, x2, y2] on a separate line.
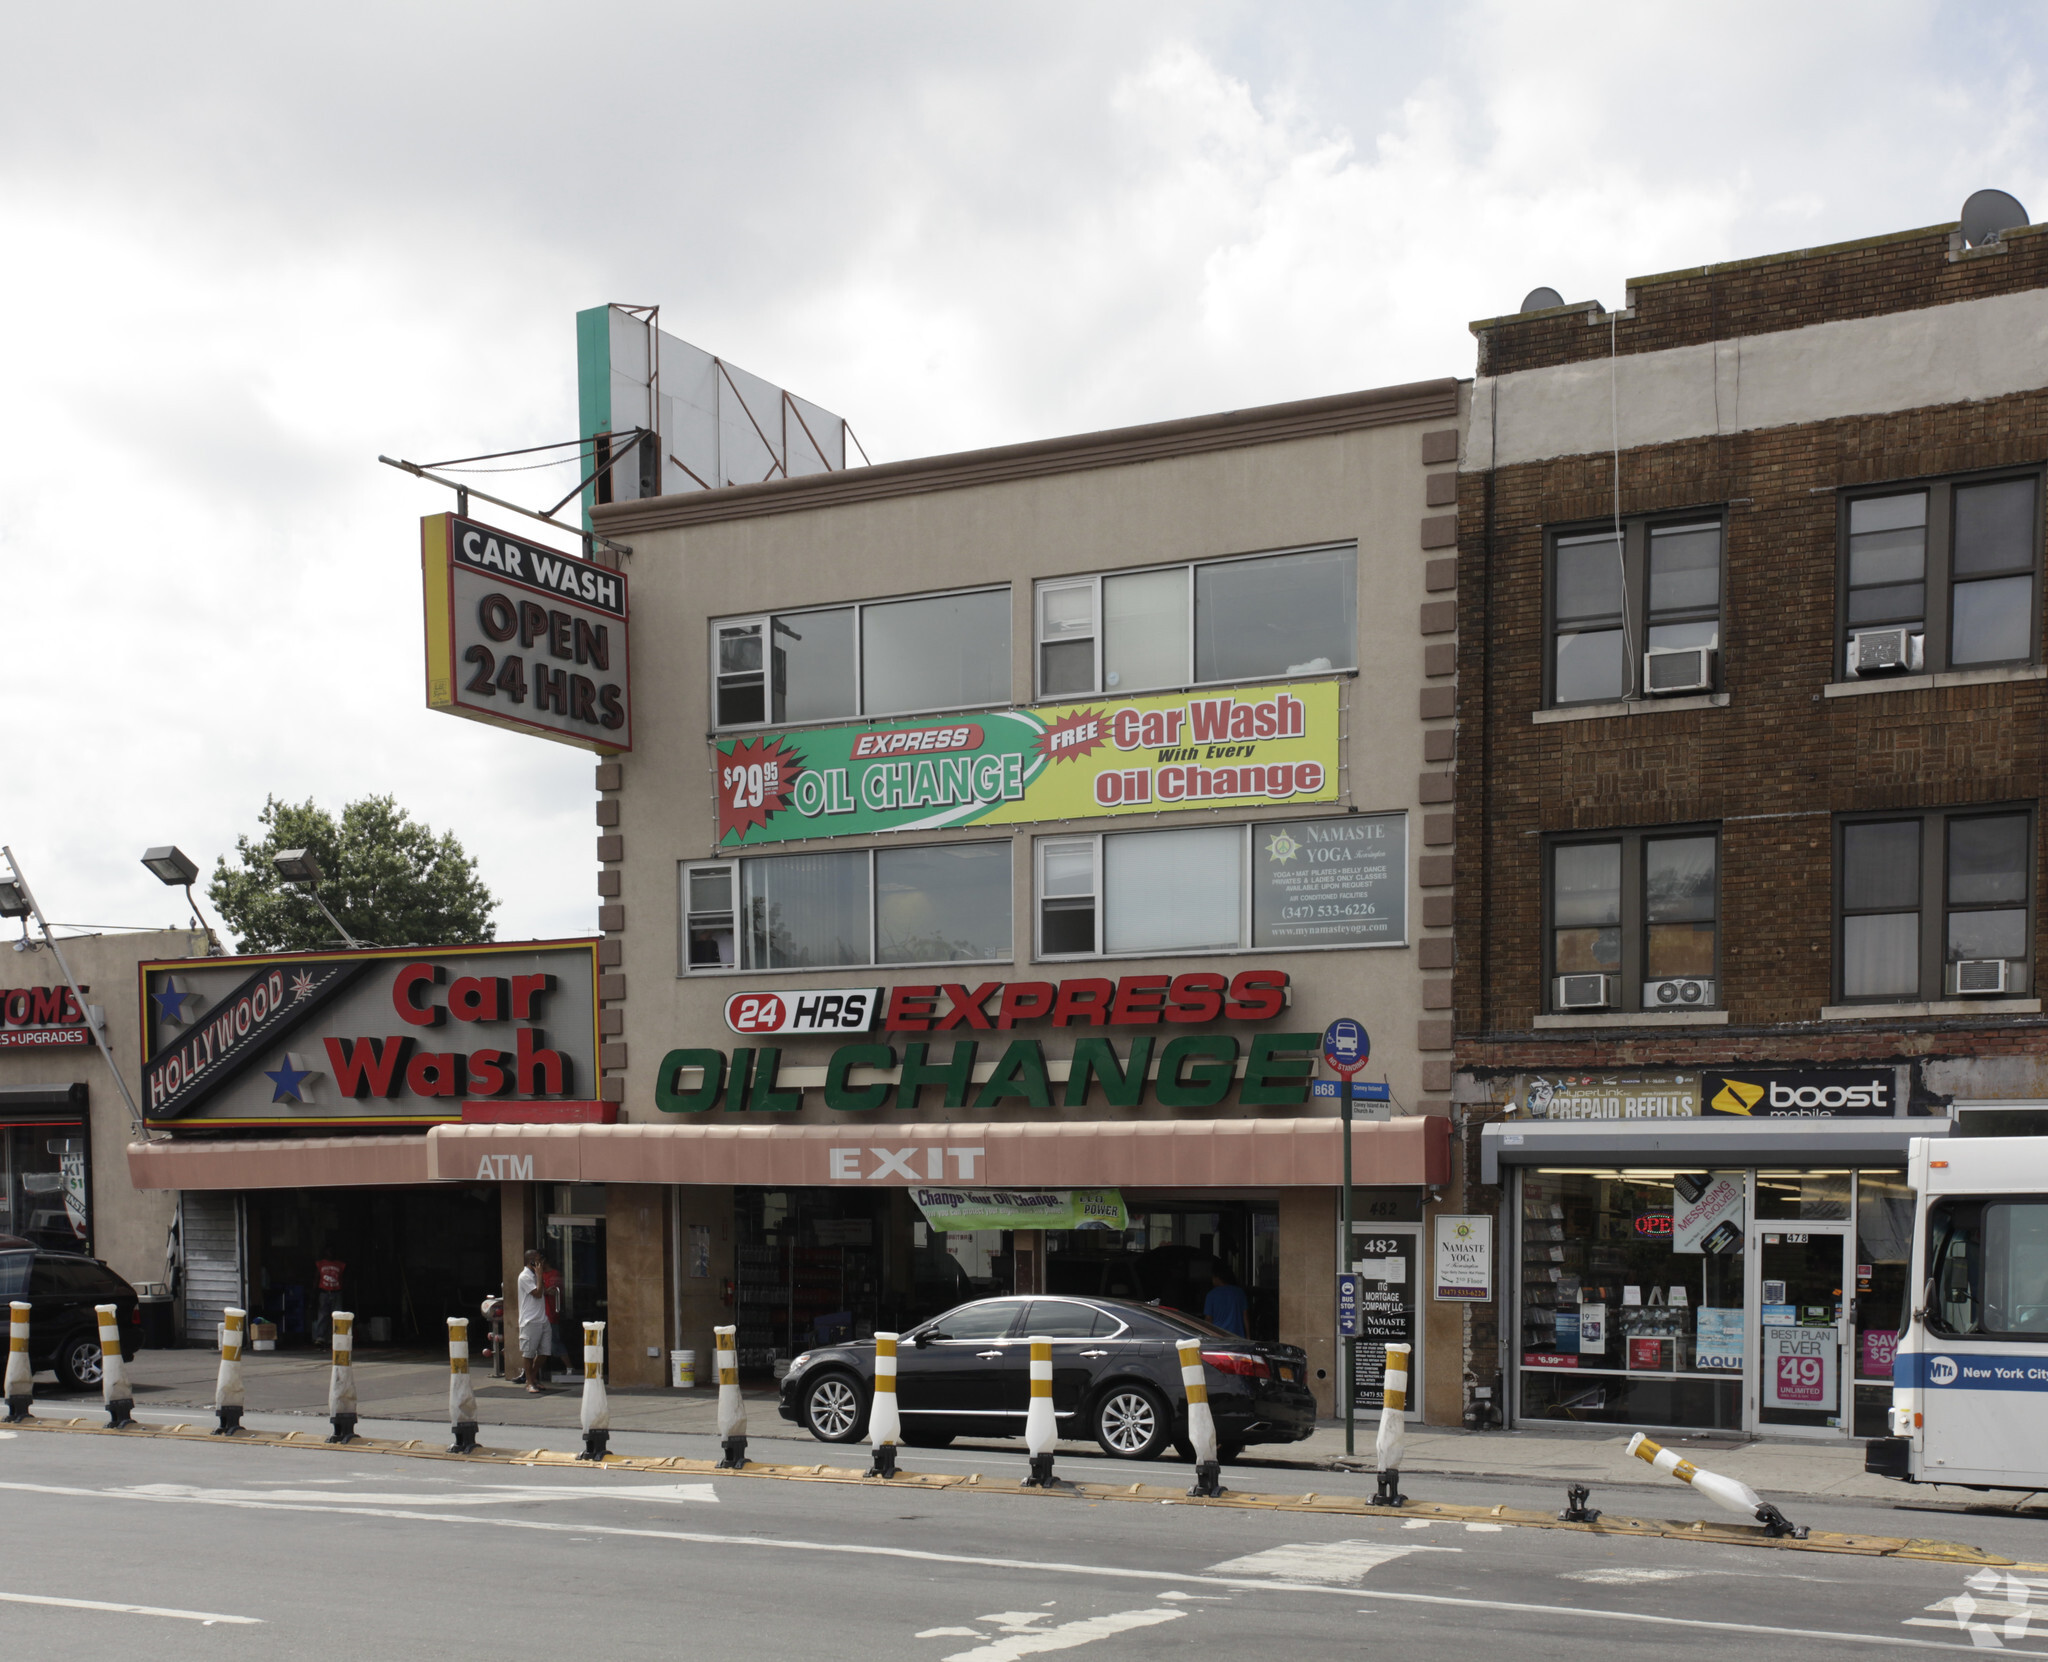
[3, 0, 2045, 946]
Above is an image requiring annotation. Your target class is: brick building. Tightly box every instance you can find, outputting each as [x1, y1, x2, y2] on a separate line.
[1451, 206, 2048, 1440]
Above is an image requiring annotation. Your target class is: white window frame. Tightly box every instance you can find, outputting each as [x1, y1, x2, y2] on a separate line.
[711, 584, 1012, 732]
[680, 841, 1016, 975]
[1033, 818, 1408, 961]
[1032, 542, 1357, 702]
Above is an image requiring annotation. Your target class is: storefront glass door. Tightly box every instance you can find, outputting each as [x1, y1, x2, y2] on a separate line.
[1750, 1224, 1851, 1434]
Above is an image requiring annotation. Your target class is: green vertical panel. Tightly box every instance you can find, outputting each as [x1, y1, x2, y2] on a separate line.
[576, 305, 613, 530]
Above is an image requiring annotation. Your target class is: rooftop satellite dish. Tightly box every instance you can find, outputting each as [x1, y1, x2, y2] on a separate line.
[1520, 286, 1565, 314]
[1961, 189, 2030, 248]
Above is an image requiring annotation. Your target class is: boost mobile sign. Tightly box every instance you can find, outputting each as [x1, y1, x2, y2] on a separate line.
[714, 680, 1338, 845]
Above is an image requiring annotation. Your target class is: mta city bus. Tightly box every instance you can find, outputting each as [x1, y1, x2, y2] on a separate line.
[1869, 1136, 2048, 1490]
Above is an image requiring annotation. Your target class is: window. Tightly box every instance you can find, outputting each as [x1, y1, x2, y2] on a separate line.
[713, 588, 1010, 728]
[1927, 1198, 2048, 1338]
[1839, 474, 2041, 676]
[1021, 1300, 1119, 1338]
[1034, 544, 1356, 699]
[922, 1299, 1024, 1340]
[1036, 815, 1407, 958]
[1546, 517, 1724, 706]
[1545, 829, 1719, 1011]
[1837, 809, 2033, 1001]
[681, 842, 1012, 972]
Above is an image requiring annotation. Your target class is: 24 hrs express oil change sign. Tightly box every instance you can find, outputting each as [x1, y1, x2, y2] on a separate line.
[715, 681, 1338, 845]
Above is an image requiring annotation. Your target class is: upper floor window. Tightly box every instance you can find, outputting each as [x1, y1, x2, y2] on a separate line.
[713, 587, 1010, 728]
[1548, 517, 1724, 706]
[1839, 474, 2041, 678]
[1837, 808, 2034, 1002]
[1035, 544, 1357, 700]
[682, 841, 1012, 972]
[1547, 828, 1719, 1013]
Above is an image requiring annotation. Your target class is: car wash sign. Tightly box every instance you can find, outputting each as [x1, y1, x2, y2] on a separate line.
[422, 513, 631, 754]
[714, 680, 1339, 845]
[140, 941, 599, 1128]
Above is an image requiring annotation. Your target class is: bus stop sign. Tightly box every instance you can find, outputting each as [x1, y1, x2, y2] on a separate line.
[1323, 1018, 1369, 1079]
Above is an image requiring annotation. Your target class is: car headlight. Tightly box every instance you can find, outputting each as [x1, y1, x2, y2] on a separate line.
[789, 1352, 813, 1371]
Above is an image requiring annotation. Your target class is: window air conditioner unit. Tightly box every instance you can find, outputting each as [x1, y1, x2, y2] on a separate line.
[1643, 977, 1715, 1009]
[1952, 959, 2010, 996]
[1847, 627, 1924, 677]
[1643, 647, 1716, 696]
[1554, 974, 1616, 1011]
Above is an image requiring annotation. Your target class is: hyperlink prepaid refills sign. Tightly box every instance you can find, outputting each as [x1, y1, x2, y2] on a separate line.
[713, 680, 1340, 845]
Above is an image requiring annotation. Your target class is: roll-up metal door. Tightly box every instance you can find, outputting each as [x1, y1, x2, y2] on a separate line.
[180, 1192, 243, 1347]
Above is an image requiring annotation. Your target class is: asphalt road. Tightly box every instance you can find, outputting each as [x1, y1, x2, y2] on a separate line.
[2, 1427, 2045, 1660]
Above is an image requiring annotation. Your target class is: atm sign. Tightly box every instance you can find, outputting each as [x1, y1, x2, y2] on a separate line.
[724, 988, 882, 1036]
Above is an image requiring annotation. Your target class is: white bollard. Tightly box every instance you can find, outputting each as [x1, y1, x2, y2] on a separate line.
[4, 1301, 32, 1423]
[714, 1323, 747, 1469]
[867, 1331, 901, 1478]
[213, 1307, 247, 1435]
[327, 1311, 358, 1442]
[1370, 1342, 1411, 1506]
[448, 1316, 479, 1453]
[1177, 1337, 1222, 1497]
[95, 1304, 134, 1428]
[1021, 1335, 1059, 1487]
[577, 1320, 609, 1462]
[1625, 1432, 1807, 1538]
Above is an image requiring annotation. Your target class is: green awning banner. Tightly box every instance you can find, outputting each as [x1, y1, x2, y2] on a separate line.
[912, 1187, 1128, 1233]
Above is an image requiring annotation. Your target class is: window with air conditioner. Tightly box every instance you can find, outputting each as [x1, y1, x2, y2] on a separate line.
[1546, 829, 1719, 1014]
[1545, 515, 1724, 707]
[1838, 473, 2041, 679]
[1836, 808, 2034, 1002]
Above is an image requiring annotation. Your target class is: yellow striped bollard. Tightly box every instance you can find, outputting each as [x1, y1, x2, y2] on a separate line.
[448, 1316, 479, 1453]
[95, 1304, 134, 1428]
[866, 1330, 901, 1478]
[1021, 1335, 1059, 1487]
[326, 1312, 358, 1443]
[1370, 1341, 1410, 1506]
[714, 1323, 746, 1469]
[4, 1301, 32, 1423]
[577, 1320, 609, 1462]
[213, 1307, 247, 1435]
[1626, 1432, 1808, 1538]
[1177, 1337, 1222, 1497]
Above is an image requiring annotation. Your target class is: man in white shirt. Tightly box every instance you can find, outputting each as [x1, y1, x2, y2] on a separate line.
[517, 1249, 549, 1393]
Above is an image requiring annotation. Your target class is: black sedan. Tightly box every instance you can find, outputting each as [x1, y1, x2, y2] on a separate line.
[0, 1244, 141, 1390]
[778, 1295, 1315, 1460]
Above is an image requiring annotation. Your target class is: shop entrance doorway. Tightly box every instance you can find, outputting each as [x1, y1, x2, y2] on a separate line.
[1748, 1223, 1852, 1435]
[546, 1185, 608, 1373]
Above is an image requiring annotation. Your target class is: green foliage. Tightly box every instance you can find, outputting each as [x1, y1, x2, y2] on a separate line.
[208, 795, 498, 952]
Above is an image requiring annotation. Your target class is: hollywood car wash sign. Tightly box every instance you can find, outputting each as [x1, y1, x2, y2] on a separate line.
[422, 513, 631, 754]
[140, 942, 599, 1127]
[714, 680, 1338, 845]
[0, 985, 90, 1048]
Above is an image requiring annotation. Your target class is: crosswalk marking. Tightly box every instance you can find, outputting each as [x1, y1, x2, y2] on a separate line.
[1205, 1541, 1457, 1583]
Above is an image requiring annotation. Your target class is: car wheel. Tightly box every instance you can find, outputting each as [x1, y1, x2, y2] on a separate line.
[1092, 1384, 1171, 1460]
[902, 1429, 955, 1448]
[54, 1330, 102, 1392]
[802, 1371, 867, 1443]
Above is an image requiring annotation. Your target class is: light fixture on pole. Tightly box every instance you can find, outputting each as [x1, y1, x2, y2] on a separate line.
[271, 849, 368, 950]
[140, 846, 226, 957]
[0, 846, 147, 1136]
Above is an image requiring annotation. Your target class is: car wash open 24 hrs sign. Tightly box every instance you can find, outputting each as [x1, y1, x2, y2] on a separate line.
[714, 680, 1338, 845]
[422, 513, 631, 754]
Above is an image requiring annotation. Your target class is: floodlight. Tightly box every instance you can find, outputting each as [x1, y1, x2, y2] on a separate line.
[141, 845, 200, 887]
[0, 880, 27, 919]
[273, 848, 324, 885]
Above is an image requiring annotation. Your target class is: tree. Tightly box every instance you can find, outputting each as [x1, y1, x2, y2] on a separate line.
[209, 795, 498, 952]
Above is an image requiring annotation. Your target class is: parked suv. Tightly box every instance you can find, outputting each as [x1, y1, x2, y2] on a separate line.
[0, 1245, 142, 1390]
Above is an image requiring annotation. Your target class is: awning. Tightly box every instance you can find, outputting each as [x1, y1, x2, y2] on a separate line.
[1479, 1115, 1951, 1185]
[128, 1114, 1450, 1192]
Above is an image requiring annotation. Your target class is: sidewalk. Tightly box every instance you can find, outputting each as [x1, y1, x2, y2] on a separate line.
[56, 1346, 1905, 1503]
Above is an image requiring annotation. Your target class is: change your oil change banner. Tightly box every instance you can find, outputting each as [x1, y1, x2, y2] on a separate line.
[715, 680, 1339, 845]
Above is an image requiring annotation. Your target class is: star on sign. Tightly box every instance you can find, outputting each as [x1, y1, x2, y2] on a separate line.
[264, 1057, 317, 1103]
[290, 970, 316, 1003]
[152, 986, 192, 1024]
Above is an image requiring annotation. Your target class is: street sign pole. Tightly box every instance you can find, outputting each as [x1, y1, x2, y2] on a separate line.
[1341, 1079, 1353, 1455]
[1322, 1018, 1369, 1459]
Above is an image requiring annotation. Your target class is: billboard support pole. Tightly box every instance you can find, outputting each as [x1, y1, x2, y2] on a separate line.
[0, 847, 147, 1138]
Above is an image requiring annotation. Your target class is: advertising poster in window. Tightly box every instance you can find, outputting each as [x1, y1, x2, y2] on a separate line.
[1349, 1232, 1416, 1412]
[711, 680, 1340, 846]
[1693, 1307, 1744, 1370]
[1763, 1324, 1838, 1411]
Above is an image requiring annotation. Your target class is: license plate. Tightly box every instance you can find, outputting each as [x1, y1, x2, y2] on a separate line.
[1278, 1364, 1297, 1382]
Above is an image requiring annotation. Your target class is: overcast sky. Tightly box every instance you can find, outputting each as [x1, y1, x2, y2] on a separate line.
[4, 1, 2043, 947]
